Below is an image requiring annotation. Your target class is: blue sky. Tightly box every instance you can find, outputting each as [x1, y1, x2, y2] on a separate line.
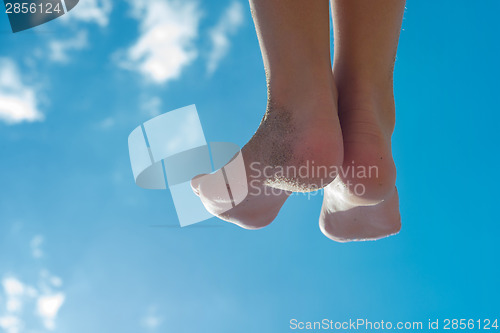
[1, 0, 499, 332]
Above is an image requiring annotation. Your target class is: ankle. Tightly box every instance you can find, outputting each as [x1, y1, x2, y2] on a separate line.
[267, 70, 336, 110]
[267, 85, 338, 125]
[335, 76, 396, 133]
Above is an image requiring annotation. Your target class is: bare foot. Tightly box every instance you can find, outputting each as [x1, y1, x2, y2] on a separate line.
[320, 178, 400, 242]
[192, 95, 344, 229]
[319, 84, 401, 241]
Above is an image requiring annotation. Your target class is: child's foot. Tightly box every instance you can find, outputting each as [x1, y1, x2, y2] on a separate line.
[319, 83, 401, 241]
[192, 94, 344, 229]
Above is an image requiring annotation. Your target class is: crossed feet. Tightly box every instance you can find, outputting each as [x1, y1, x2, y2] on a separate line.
[191, 79, 401, 242]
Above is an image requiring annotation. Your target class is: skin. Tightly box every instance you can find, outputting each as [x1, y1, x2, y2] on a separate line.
[192, 0, 343, 229]
[320, 0, 406, 242]
[192, 0, 406, 240]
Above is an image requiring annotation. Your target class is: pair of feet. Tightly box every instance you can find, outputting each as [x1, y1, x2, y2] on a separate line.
[191, 80, 401, 242]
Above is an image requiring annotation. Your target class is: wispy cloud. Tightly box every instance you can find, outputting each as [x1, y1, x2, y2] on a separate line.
[118, 0, 202, 84]
[0, 237, 65, 332]
[0, 58, 44, 125]
[47, 0, 111, 64]
[207, 1, 244, 75]
[61, 0, 112, 27]
[0, 277, 36, 333]
[0, 315, 22, 333]
[49, 30, 89, 63]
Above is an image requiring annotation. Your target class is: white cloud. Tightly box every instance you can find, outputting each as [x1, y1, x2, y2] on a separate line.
[2, 278, 25, 297]
[0, 274, 65, 332]
[2, 277, 30, 314]
[0, 58, 44, 125]
[1, 237, 65, 332]
[119, 0, 202, 84]
[0, 277, 30, 333]
[47, 0, 111, 63]
[0, 315, 22, 333]
[30, 235, 44, 259]
[49, 31, 89, 63]
[62, 0, 112, 27]
[207, 2, 244, 74]
[37, 293, 65, 330]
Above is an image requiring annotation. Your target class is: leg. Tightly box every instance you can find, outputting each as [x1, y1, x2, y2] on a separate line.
[320, 0, 405, 241]
[192, 0, 343, 229]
